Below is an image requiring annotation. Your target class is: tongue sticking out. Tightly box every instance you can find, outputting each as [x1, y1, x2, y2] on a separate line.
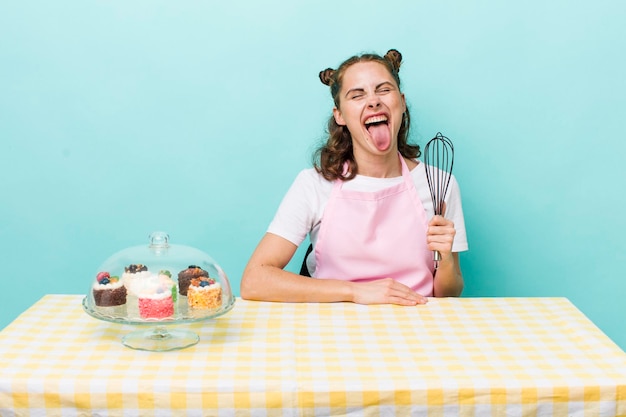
[367, 123, 391, 151]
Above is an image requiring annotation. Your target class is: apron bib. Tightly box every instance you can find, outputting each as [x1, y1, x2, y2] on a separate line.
[314, 153, 434, 295]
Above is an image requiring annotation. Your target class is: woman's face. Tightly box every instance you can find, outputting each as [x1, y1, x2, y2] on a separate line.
[333, 61, 406, 156]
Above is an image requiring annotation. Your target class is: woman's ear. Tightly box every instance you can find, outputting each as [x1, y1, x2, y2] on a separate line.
[333, 107, 346, 126]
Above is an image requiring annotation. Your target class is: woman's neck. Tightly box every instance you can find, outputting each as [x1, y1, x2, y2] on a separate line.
[355, 152, 401, 178]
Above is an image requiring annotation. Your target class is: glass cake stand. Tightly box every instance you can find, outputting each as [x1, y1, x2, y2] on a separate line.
[82, 232, 236, 351]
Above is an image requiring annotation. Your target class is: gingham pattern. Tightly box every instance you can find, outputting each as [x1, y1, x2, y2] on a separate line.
[0, 295, 624, 416]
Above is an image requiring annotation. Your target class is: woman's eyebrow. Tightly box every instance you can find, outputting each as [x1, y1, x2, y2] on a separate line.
[344, 87, 365, 98]
[376, 81, 395, 89]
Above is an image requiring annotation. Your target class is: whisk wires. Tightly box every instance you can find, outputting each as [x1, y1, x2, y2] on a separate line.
[423, 132, 455, 268]
[424, 132, 454, 216]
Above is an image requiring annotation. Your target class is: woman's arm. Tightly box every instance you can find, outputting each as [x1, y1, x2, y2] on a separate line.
[433, 252, 463, 297]
[240, 232, 427, 305]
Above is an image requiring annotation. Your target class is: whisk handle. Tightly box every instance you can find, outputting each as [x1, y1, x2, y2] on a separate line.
[433, 250, 441, 269]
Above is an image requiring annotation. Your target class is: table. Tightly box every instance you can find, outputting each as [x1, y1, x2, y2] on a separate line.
[1, 295, 625, 416]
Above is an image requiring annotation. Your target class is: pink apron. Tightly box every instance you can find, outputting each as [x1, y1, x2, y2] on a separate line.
[314, 153, 434, 295]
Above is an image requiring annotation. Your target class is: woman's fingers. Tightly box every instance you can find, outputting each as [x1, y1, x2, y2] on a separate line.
[427, 215, 455, 254]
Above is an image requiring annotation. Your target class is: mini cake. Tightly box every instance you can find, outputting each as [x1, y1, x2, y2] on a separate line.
[177, 265, 209, 296]
[92, 271, 127, 307]
[131, 271, 176, 319]
[122, 264, 151, 296]
[187, 276, 222, 310]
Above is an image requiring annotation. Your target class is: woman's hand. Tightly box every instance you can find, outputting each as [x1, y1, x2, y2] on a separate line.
[427, 215, 456, 261]
[349, 278, 428, 306]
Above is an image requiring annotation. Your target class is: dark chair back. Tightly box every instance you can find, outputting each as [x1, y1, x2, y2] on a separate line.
[299, 244, 313, 277]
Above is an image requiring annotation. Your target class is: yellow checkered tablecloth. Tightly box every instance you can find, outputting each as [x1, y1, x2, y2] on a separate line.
[0, 295, 625, 416]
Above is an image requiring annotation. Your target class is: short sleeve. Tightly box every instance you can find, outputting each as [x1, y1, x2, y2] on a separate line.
[445, 176, 469, 252]
[267, 169, 329, 247]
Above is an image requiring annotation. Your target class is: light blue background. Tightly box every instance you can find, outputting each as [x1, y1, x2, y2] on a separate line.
[1, 1, 624, 350]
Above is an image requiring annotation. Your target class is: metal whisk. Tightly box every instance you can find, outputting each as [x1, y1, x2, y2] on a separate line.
[423, 132, 455, 269]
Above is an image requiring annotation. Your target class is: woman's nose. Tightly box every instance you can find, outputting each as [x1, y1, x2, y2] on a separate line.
[367, 95, 381, 108]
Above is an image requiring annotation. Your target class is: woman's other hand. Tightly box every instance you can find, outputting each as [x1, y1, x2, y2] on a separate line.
[349, 278, 428, 306]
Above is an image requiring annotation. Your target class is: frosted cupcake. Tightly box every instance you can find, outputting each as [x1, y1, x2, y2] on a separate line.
[187, 277, 222, 310]
[131, 270, 176, 319]
[122, 264, 151, 296]
[177, 265, 209, 296]
[92, 272, 127, 307]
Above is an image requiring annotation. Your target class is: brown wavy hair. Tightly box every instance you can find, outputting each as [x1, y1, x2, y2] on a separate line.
[314, 49, 420, 181]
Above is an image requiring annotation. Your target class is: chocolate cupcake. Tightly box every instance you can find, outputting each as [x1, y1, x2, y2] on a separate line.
[92, 272, 127, 307]
[177, 265, 209, 296]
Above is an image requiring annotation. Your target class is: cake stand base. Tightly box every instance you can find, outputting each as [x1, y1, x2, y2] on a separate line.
[122, 326, 199, 351]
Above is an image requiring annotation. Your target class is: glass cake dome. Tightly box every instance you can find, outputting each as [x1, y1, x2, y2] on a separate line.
[82, 231, 236, 351]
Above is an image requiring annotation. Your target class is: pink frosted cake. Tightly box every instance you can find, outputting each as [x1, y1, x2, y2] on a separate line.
[187, 276, 222, 310]
[130, 270, 176, 319]
[92, 272, 127, 307]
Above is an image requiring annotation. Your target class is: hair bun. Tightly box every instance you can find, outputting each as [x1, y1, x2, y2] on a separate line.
[384, 49, 403, 73]
[319, 68, 336, 86]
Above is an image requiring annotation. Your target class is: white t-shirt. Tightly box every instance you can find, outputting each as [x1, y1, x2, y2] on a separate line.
[268, 161, 469, 275]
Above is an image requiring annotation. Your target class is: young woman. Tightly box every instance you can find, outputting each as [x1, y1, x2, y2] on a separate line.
[241, 49, 468, 305]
